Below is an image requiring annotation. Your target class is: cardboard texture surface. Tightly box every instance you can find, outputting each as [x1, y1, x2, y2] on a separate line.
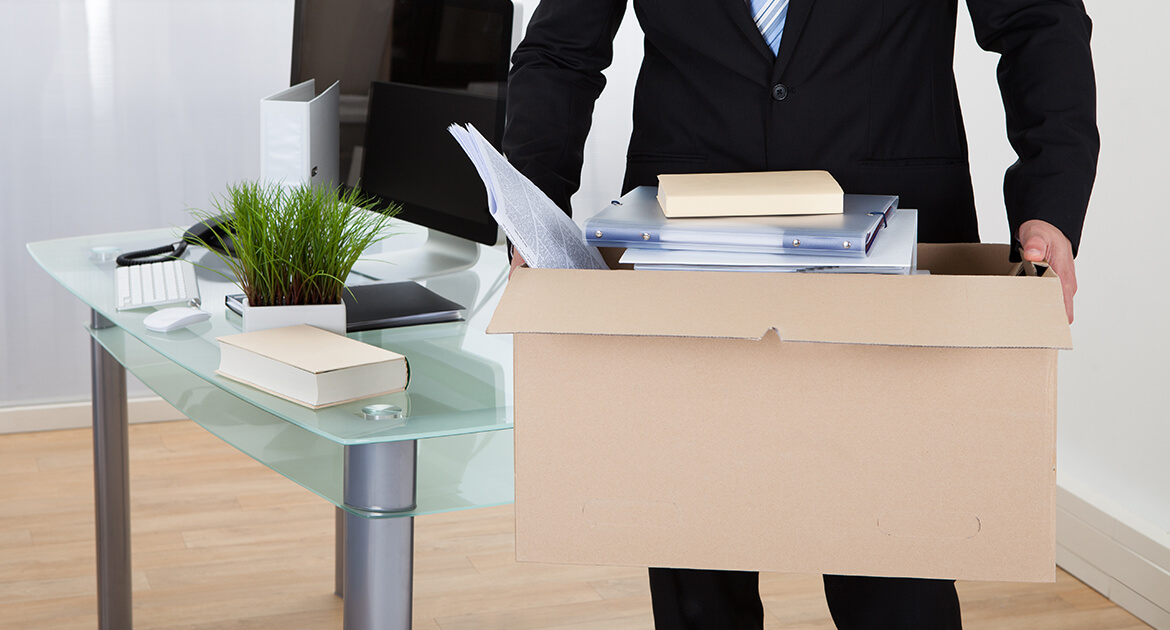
[488, 267, 1071, 349]
[490, 243, 1069, 583]
[656, 170, 844, 218]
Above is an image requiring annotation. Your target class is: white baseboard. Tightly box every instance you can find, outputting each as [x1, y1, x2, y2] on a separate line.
[1057, 477, 1170, 629]
[0, 397, 185, 434]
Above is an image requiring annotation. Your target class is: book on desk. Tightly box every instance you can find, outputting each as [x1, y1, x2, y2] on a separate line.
[216, 324, 409, 409]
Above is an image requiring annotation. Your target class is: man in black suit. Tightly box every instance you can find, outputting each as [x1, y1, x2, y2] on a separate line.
[502, 0, 1098, 627]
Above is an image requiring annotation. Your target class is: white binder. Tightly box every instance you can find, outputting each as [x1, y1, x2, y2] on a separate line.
[260, 79, 340, 188]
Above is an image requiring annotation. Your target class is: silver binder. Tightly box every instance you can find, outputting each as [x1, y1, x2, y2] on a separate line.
[584, 187, 898, 257]
[620, 209, 919, 275]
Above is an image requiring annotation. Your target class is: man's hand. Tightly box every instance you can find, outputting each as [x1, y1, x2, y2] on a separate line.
[509, 248, 528, 278]
[1018, 219, 1077, 323]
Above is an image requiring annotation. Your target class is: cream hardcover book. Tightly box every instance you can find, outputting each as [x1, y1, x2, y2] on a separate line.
[216, 324, 408, 409]
[657, 170, 844, 218]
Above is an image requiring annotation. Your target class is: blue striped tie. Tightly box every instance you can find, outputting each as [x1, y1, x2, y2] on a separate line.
[750, 0, 789, 55]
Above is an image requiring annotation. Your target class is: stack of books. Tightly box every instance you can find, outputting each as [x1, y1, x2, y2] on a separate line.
[584, 172, 918, 275]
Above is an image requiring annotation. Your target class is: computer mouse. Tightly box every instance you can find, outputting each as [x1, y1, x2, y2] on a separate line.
[143, 306, 211, 332]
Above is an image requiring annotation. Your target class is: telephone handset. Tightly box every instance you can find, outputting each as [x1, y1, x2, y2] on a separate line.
[182, 214, 237, 257]
[114, 215, 237, 266]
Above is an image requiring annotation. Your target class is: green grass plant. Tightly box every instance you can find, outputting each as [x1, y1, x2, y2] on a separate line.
[189, 180, 399, 307]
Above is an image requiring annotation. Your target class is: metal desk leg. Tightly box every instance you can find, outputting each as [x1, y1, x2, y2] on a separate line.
[335, 507, 345, 597]
[90, 310, 133, 629]
[342, 440, 418, 630]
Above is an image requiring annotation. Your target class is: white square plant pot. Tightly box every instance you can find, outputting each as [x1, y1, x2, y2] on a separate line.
[240, 298, 346, 336]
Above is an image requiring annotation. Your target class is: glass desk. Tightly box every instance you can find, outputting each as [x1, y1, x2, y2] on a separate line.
[27, 226, 515, 630]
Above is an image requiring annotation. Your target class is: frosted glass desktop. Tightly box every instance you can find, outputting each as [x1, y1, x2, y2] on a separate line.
[27, 223, 515, 630]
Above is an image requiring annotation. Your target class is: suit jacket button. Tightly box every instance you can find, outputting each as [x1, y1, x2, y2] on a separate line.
[771, 83, 789, 101]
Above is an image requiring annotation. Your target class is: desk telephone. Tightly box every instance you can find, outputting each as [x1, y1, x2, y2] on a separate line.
[115, 215, 236, 266]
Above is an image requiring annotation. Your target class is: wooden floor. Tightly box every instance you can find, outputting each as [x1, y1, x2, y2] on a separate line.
[0, 420, 1150, 630]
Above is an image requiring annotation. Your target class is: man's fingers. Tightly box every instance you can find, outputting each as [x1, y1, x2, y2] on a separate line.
[1021, 235, 1049, 262]
[1049, 254, 1077, 323]
[1018, 220, 1076, 323]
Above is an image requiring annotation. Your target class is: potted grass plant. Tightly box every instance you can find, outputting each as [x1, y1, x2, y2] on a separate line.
[189, 180, 398, 334]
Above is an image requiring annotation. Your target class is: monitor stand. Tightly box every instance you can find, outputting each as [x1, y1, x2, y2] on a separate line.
[347, 220, 481, 283]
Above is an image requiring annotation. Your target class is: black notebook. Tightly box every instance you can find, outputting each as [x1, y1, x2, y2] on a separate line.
[225, 281, 465, 332]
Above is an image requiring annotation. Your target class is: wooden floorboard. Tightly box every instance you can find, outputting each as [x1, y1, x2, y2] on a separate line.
[0, 421, 1150, 629]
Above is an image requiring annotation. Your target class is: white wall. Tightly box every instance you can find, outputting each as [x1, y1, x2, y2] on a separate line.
[0, 0, 294, 407]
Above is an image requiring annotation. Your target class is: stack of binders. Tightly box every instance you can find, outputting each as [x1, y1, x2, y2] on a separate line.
[584, 186, 919, 274]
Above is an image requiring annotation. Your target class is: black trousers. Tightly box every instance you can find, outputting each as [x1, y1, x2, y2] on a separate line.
[649, 568, 962, 629]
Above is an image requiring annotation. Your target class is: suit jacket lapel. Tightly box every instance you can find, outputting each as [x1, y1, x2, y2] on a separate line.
[773, 0, 816, 77]
[722, 0, 818, 74]
[723, 0, 775, 60]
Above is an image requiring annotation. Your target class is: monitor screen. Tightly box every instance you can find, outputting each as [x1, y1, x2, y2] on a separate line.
[290, 0, 515, 245]
[361, 82, 504, 245]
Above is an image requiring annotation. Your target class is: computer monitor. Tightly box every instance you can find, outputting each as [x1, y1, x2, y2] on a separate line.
[289, 0, 519, 277]
[360, 82, 504, 246]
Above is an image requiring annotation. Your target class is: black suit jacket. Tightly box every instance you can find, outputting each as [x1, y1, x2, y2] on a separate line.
[503, 0, 1098, 251]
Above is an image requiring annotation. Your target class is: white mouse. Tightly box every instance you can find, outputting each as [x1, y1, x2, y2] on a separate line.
[144, 306, 210, 332]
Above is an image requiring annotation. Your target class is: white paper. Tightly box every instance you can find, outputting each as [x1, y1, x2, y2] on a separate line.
[449, 123, 608, 270]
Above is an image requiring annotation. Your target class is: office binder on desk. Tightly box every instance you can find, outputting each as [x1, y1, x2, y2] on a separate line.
[620, 209, 919, 274]
[261, 79, 340, 187]
[585, 187, 898, 257]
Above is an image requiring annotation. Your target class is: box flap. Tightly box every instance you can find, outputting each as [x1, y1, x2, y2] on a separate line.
[918, 242, 1016, 276]
[487, 267, 1072, 349]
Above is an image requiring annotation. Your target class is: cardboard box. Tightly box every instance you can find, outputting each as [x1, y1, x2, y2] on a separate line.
[487, 244, 1071, 582]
